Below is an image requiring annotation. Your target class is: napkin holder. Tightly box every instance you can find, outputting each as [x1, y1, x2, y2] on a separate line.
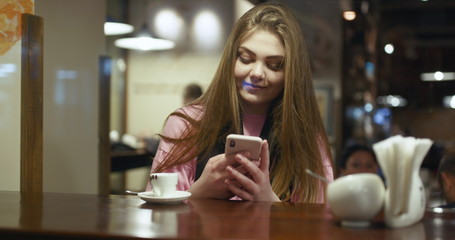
[373, 135, 433, 228]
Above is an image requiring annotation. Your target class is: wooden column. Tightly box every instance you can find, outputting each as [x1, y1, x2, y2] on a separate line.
[21, 13, 44, 193]
[98, 56, 112, 195]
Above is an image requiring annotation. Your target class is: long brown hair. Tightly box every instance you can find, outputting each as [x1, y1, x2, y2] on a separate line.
[154, 2, 333, 203]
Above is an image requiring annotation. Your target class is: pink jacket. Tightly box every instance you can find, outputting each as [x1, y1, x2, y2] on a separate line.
[148, 106, 334, 203]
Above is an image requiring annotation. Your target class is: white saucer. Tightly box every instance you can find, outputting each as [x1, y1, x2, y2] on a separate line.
[138, 191, 191, 204]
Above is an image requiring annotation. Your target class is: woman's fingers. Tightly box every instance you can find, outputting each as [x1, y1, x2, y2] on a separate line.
[225, 140, 280, 202]
[236, 151, 266, 184]
[226, 179, 254, 201]
[225, 166, 256, 200]
[234, 159, 260, 176]
[226, 155, 263, 194]
[221, 151, 250, 169]
[259, 140, 269, 172]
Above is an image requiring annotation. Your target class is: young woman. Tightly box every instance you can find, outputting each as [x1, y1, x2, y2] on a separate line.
[148, 2, 333, 203]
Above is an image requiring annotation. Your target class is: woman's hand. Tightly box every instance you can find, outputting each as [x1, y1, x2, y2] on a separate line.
[225, 140, 280, 202]
[188, 153, 237, 200]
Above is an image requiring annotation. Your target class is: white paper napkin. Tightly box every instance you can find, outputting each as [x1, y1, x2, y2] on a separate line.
[373, 135, 433, 228]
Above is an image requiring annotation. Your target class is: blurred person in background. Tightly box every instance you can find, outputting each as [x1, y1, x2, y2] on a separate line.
[183, 83, 203, 105]
[437, 151, 455, 208]
[338, 144, 379, 177]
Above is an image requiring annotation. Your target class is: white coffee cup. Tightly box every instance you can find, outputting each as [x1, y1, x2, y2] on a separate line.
[150, 173, 178, 197]
[327, 173, 385, 228]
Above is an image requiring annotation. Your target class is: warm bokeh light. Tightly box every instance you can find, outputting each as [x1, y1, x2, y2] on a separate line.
[193, 10, 223, 51]
[154, 9, 184, 41]
[343, 11, 356, 21]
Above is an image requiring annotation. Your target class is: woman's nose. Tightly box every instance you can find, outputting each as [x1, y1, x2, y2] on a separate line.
[250, 62, 265, 81]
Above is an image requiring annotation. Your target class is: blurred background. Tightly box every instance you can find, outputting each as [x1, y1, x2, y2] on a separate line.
[1, 0, 454, 201]
[106, 0, 455, 195]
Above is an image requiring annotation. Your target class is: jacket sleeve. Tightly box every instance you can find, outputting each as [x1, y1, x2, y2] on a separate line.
[145, 107, 200, 192]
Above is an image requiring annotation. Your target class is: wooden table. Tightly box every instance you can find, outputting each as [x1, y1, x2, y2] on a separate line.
[0, 191, 454, 239]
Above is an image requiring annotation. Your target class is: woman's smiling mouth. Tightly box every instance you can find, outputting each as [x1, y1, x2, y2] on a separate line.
[242, 81, 265, 91]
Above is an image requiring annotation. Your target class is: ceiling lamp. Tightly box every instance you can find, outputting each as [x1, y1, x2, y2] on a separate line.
[377, 95, 407, 107]
[343, 11, 356, 21]
[115, 24, 175, 51]
[104, 17, 134, 36]
[114, 0, 176, 51]
[443, 95, 455, 109]
[420, 71, 455, 81]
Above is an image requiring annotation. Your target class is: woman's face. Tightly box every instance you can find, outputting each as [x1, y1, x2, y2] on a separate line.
[234, 30, 285, 114]
[341, 150, 379, 176]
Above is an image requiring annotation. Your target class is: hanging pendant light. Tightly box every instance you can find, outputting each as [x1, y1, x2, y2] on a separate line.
[114, 0, 175, 51]
[104, 16, 134, 36]
[104, 22, 134, 36]
[114, 23, 175, 51]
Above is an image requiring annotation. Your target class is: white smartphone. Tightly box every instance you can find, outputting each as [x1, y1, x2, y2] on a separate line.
[225, 134, 263, 160]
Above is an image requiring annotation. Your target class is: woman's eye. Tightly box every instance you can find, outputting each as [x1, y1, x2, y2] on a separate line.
[269, 64, 282, 71]
[239, 55, 252, 64]
[268, 63, 283, 71]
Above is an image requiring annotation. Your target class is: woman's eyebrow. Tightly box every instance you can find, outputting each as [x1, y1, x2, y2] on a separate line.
[267, 55, 284, 61]
[238, 46, 284, 60]
[238, 46, 255, 56]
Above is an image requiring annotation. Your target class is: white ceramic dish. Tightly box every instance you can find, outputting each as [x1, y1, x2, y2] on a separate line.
[138, 191, 191, 204]
[327, 173, 385, 228]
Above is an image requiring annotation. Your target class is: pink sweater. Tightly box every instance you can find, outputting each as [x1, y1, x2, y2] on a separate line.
[148, 106, 334, 203]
